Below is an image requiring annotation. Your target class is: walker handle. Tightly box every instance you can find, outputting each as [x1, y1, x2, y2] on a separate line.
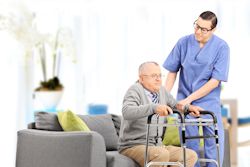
[184, 110, 217, 124]
[147, 109, 184, 124]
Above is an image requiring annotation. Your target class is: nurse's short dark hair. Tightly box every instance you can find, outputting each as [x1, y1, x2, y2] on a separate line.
[199, 11, 217, 29]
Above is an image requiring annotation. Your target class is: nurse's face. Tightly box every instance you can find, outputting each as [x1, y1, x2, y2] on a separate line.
[194, 17, 216, 44]
[139, 63, 162, 92]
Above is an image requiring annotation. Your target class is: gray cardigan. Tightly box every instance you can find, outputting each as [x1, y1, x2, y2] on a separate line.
[118, 82, 177, 152]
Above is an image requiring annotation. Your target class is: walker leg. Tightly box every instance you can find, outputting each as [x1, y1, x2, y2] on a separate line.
[144, 124, 150, 167]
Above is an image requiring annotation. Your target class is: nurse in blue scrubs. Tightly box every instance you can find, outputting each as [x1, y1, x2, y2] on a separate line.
[163, 11, 230, 167]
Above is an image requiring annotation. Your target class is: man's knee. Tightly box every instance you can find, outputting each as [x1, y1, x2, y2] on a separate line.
[149, 147, 170, 162]
[186, 149, 198, 166]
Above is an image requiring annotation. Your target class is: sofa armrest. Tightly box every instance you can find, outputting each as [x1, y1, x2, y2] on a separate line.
[16, 129, 106, 167]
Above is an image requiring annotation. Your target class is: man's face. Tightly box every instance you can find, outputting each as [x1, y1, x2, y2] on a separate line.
[194, 17, 215, 44]
[139, 63, 162, 92]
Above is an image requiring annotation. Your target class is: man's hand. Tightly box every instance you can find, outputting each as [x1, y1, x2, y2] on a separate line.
[188, 105, 203, 117]
[155, 105, 173, 116]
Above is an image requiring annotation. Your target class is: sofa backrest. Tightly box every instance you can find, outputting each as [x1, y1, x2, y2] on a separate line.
[34, 111, 63, 131]
[32, 111, 121, 151]
[78, 114, 119, 151]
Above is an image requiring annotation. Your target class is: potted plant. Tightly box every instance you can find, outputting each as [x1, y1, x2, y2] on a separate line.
[33, 27, 75, 111]
[34, 77, 64, 111]
[0, 5, 75, 111]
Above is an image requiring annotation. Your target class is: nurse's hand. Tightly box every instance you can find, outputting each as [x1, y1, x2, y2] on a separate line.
[188, 105, 203, 117]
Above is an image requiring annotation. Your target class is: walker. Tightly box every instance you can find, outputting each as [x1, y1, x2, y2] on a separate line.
[144, 110, 220, 167]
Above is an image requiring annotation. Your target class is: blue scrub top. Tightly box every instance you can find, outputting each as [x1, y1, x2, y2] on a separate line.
[163, 34, 230, 114]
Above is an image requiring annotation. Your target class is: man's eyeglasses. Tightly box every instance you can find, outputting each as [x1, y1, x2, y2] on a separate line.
[193, 21, 213, 34]
[142, 74, 164, 79]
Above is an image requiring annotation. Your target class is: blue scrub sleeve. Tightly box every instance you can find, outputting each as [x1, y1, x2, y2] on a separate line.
[163, 42, 181, 72]
[212, 45, 230, 82]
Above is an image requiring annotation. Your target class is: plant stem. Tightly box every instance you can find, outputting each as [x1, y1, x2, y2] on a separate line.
[56, 50, 61, 77]
[52, 29, 59, 77]
[39, 43, 47, 82]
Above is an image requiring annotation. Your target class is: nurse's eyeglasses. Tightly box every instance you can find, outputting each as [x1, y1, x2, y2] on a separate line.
[193, 21, 214, 34]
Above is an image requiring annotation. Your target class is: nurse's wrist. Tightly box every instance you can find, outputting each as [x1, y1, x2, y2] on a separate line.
[186, 96, 193, 104]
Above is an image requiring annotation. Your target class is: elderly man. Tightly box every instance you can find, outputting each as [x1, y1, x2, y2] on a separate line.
[118, 61, 203, 167]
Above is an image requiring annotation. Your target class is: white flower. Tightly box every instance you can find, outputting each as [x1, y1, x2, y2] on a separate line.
[0, 4, 76, 90]
[37, 27, 76, 83]
[0, 4, 41, 57]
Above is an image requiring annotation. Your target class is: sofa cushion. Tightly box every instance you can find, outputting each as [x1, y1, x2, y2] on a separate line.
[106, 151, 139, 167]
[34, 111, 63, 131]
[111, 114, 121, 136]
[58, 110, 90, 132]
[162, 116, 204, 147]
[162, 116, 180, 146]
[79, 114, 119, 151]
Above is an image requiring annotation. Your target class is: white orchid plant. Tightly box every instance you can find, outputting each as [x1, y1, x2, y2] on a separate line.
[0, 4, 76, 91]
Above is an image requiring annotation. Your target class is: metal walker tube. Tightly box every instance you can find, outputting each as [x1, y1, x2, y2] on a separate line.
[144, 110, 184, 167]
[184, 110, 220, 167]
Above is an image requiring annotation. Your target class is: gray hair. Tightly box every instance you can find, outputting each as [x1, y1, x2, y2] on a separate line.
[138, 61, 159, 75]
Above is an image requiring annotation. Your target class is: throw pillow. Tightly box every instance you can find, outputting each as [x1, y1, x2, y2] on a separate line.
[162, 116, 181, 146]
[162, 116, 204, 147]
[78, 114, 119, 151]
[35, 111, 63, 131]
[57, 110, 90, 132]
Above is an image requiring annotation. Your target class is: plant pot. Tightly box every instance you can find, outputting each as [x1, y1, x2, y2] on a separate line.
[34, 90, 63, 112]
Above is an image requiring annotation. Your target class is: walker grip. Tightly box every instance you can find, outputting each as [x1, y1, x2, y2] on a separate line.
[184, 110, 217, 124]
[147, 109, 184, 124]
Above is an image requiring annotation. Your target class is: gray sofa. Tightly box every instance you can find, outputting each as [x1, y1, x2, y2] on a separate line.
[16, 112, 230, 167]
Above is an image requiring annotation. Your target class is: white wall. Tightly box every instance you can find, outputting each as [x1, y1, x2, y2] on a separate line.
[24, 0, 248, 117]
